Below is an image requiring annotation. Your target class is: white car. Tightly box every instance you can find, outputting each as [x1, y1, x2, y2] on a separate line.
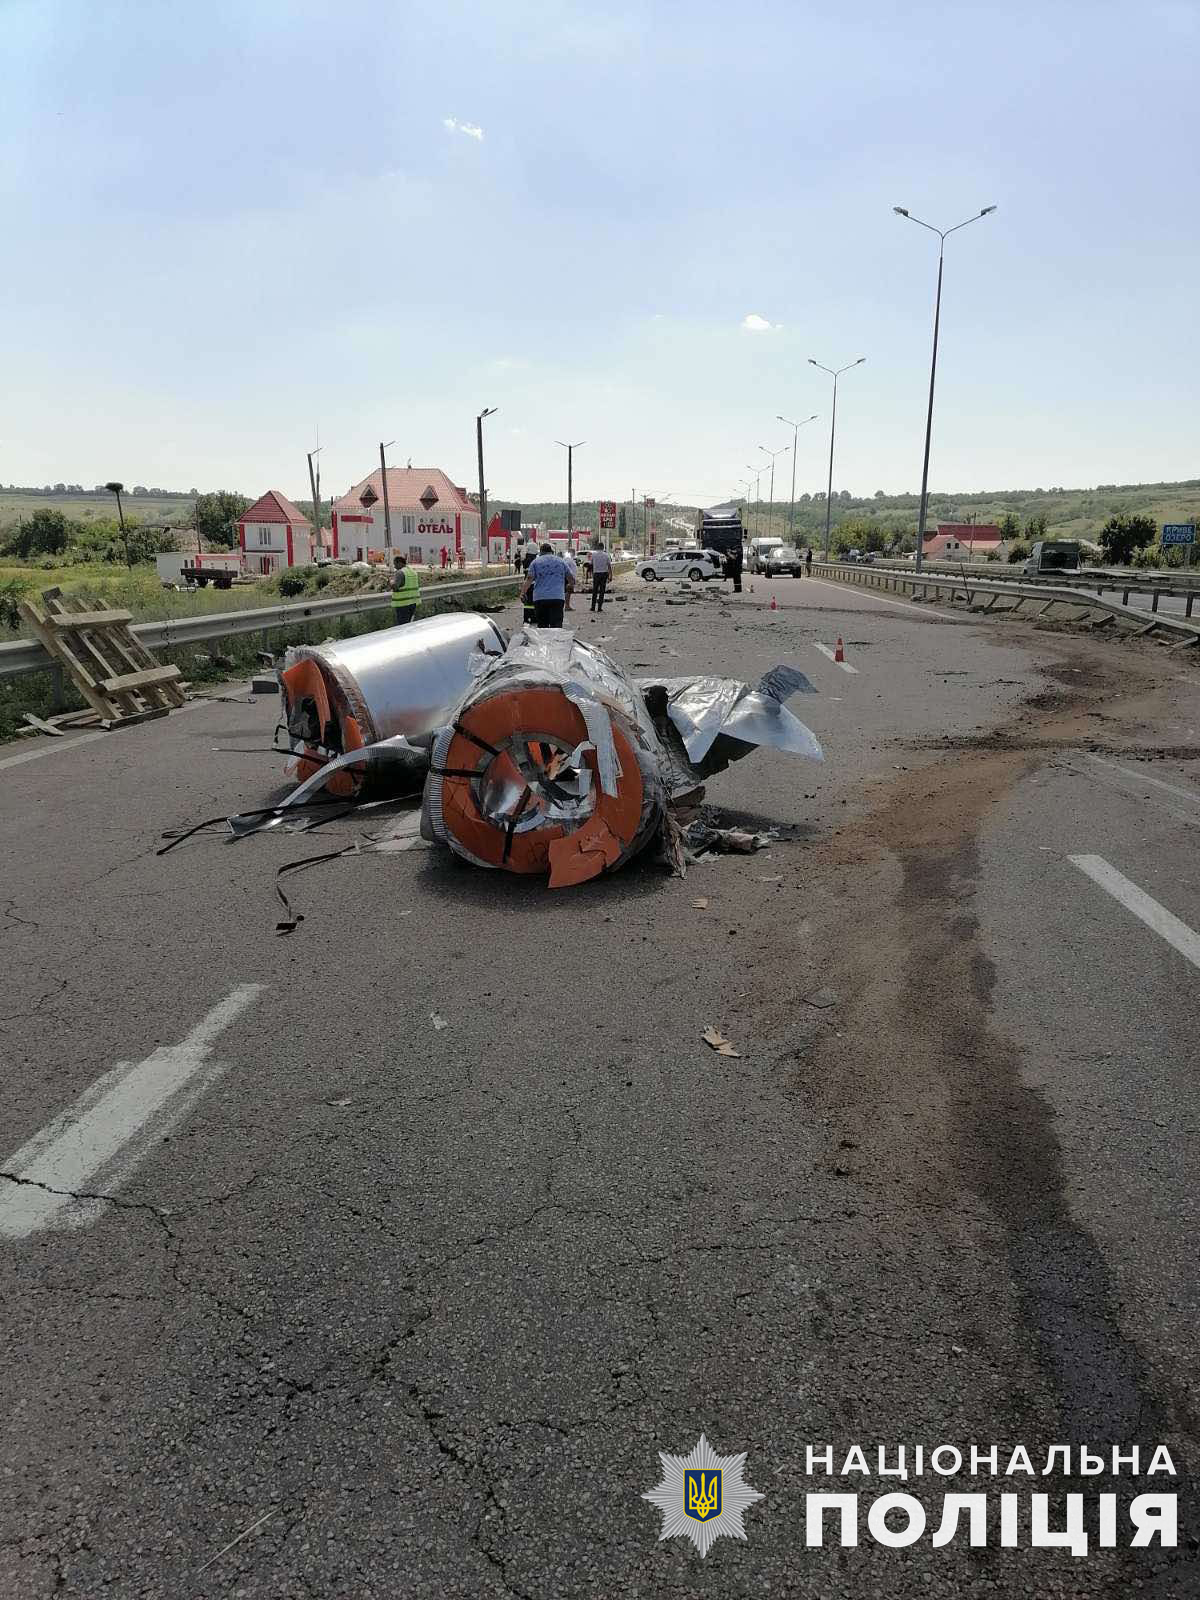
[636, 548, 723, 582]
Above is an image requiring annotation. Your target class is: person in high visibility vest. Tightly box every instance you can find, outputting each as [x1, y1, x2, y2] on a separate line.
[391, 555, 421, 625]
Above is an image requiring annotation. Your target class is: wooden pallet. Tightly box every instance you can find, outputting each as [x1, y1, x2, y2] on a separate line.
[18, 589, 186, 726]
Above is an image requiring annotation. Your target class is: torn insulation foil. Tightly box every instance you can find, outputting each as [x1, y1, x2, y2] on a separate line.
[421, 631, 823, 886]
[278, 612, 506, 798]
[422, 630, 667, 886]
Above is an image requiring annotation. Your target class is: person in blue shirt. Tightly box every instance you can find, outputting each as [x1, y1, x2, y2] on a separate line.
[521, 543, 573, 628]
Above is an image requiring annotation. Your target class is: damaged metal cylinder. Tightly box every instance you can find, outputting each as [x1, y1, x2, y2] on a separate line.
[423, 630, 668, 887]
[279, 612, 506, 797]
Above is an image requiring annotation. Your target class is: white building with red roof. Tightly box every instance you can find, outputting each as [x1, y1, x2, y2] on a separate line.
[330, 467, 480, 565]
[237, 490, 317, 574]
[922, 522, 1004, 559]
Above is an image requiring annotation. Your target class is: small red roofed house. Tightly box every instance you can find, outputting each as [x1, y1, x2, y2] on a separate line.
[922, 522, 1003, 559]
[237, 490, 316, 574]
[330, 467, 480, 564]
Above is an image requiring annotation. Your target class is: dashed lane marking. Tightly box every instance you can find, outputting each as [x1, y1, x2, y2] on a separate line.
[0, 983, 264, 1241]
[1085, 754, 1200, 811]
[813, 642, 859, 674]
[1069, 855, 1200, 973]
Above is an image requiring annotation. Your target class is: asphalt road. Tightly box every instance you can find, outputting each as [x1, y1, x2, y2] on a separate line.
[2, 570, 1198, 1597]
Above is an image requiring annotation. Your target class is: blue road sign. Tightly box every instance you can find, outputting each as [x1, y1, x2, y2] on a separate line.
[1162, 523, 1196, 546]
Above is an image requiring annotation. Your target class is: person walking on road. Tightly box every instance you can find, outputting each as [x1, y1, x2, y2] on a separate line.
[561, 546, 579, 611]
[590, 542, 612, 613]
[724, 542, 743, 594]
[391, 555, 421, 625]
[522, 542, 572, 628]
[804, 546, 813, 577]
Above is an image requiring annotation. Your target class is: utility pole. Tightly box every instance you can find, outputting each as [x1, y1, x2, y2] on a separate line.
[307, 448, 323, 555]
[477, 407, 497, 565]
[104, 481, 130, 568]
[379, 440, 395, 552]
[556, 440, 584, 541]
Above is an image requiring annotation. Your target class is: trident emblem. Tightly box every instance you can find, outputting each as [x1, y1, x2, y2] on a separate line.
[684, 1469, 722, 1522]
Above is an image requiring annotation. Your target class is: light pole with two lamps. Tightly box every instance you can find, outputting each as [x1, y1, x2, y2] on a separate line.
[808, 358, 866, 560]
[556, 439, 585, 542]
[757, 442, 791, 539]
[776, 413, 819, 542]
[893, 204, 996, 571]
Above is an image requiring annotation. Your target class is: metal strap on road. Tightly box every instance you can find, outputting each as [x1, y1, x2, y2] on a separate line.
[811, 562, 1200, 648]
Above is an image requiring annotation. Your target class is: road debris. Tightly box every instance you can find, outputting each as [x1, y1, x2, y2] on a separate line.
[430, 1013, 449, 1030]
[692, 896, 710, 909]
[804, 986, 839, 1009]
[702, 1026, 742, 1058]
[19, 588, 185, 728]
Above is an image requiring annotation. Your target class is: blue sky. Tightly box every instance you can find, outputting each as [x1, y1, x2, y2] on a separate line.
[3, 0, 1197, 507]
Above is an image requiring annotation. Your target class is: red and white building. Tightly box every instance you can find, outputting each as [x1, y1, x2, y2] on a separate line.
[922, 522, 1004, 559]
[237, 490, 317, 574]
[330, 468, 481, 565]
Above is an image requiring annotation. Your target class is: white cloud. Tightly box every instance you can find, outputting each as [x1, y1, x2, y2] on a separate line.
[741, 313, 779, 332]
[443, 117, 485, 141]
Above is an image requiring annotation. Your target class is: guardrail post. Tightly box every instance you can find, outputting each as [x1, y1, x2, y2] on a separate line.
[48, 665, 66, 712]
[1152, 591, 1161, 613]
[1188, 594, 1195, 619]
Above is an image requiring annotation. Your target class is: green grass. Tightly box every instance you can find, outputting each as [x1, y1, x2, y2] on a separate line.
[0, 491, 191, 532]
[0, 572, 520, 744]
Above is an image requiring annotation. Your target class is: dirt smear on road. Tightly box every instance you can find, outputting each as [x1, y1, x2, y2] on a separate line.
[801, 630, 1198, 1593]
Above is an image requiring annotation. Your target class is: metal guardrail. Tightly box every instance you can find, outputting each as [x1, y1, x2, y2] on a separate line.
[862, 558, 1200, 609]
[0, 574, 519, 681]
[811, 562, 1200, 649]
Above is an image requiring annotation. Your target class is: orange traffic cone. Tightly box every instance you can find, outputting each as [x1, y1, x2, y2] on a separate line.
[770, 596, 778, 611]
[834, 636, 845, 662]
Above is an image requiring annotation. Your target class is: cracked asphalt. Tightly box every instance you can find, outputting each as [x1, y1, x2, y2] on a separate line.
[2, 571, 1199, 1597]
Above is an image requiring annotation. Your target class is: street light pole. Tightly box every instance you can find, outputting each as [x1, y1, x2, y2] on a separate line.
[808, 358, 866, 559]
[477, 407, 497, 565]
[379, 440, 395, 552]
[894, 204, 996, 571]
[745, 465, 764, 538]
[758, 443, 791, 539]
[556, 440, 585, 542]
[777, 414, 818, 542]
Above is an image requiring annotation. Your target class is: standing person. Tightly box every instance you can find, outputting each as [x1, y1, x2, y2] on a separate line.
[439, 545, 448, 570]
[521, 542, 571, 628]
[457, 547, 466, 572]
[590, 542, 612, 613]
[513, 544, 522, 575]
[725, 542, 743, 594]
[561, 546, 579, 611]
[391, 555, 420, 626]
[804, 546, 813, 576]
[522, 543, 536, 576]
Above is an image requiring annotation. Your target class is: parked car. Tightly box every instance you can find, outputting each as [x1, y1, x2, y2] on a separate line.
[763, 545, 802, 576]
[636, 548, 723, 582]
[748, 536, 784, 572]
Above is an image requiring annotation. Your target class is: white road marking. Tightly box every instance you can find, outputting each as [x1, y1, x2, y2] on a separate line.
[805, 573, 963, 622]
[0, 983, 264, 1240]
[1085, 754, 1200, 809]
[1069, 855, 1200, 972]
[0, 732, 109, 772]
[813, 642, 859, 674]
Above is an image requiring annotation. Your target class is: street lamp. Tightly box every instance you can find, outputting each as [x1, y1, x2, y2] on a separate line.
[894, 204, 997, 570]
[477, 408, 498, 565]
[556, 439, 585, 539]
[104, 480, 131, 568]
[379, 439, 396, 551]
[776, 414, 819, 541]
[744, 465, 764, 538]
[757, 443, 791, 539]
[808, 358, 866, 559]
